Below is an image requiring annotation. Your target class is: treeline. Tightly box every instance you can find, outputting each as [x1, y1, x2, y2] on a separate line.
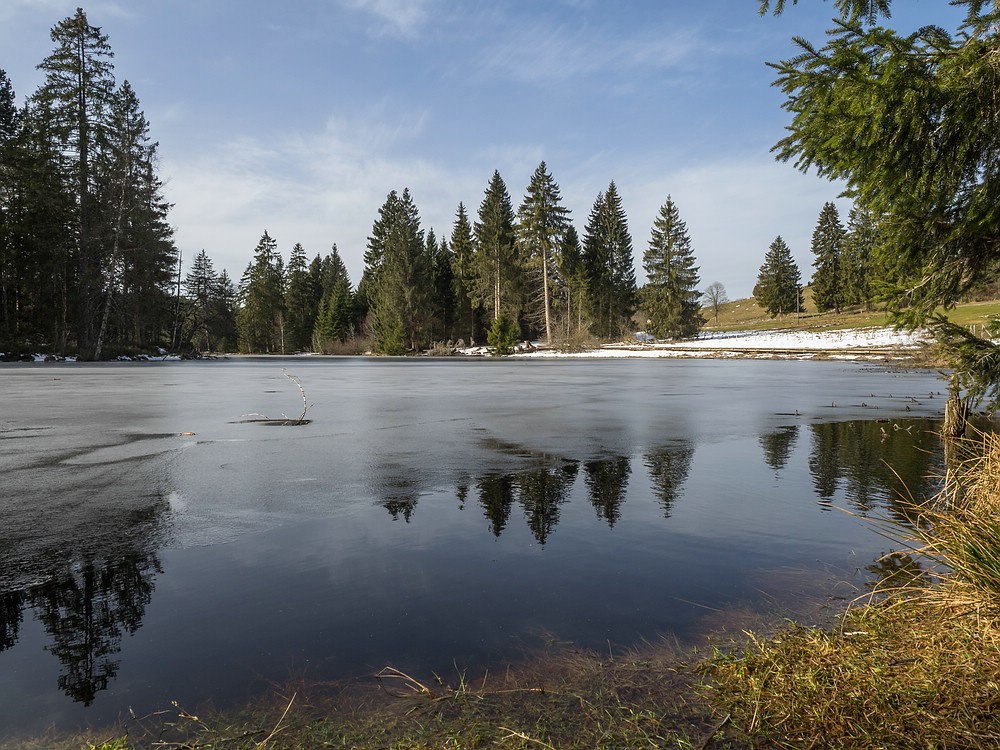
[216, 166, 705, 356]
[0, 10, 176, 358]
[1, 9, 709, 357]
[753, 202, 879, 317]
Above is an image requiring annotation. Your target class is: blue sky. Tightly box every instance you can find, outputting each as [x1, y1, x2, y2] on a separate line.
[1, 0, 958, 299]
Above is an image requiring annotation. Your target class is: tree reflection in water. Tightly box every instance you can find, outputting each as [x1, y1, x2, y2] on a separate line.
[0, 495, 166, 705]
[644, 441, 696, 518]
[807, 420, 943, 516]
[760, 425, 800, 472]
[516, 464, 578, 545]
[31, 550, 161, 705]
[584, 456, 631, 527]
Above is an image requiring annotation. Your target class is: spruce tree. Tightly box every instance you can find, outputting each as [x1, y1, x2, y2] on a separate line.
[558, 224, 587, 338]
[237, 231, 285, 352]
[182, 249, 218, 351]
[809, 202, 846, 313]
[312, 246, 354, 351]
[516, 161, 569, 344]
[34, 9, 116, 352]
[582, 181, 636, 338]
[473, 171, 519, 323]
[92, 81, 176, 357]
[642, 195, 703, 339]
[755, 236, 802, 317]
[367, 188, 429, 354]
[283, 242, 315, 351]
[450, 202, 480, 344]
[842, 203, 878, 310]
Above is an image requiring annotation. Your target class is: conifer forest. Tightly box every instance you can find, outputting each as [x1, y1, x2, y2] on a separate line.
[1, 8, 893, 359]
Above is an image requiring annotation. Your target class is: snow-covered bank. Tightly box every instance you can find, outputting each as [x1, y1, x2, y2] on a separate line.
[513, 327, 929, 361]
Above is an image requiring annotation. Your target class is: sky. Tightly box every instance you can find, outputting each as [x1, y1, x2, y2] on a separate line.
[1, 0, 959, 299]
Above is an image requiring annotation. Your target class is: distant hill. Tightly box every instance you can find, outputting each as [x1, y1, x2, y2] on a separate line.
[703, 288, 1000, 333]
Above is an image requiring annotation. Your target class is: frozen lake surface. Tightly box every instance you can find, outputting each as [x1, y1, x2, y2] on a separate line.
[0, 357, 948, 738]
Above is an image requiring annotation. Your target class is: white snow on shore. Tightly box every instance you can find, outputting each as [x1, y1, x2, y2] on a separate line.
[511, 327, 928, 360]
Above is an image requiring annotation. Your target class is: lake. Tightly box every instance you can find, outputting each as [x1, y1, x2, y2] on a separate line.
[0, 357, 948, 739]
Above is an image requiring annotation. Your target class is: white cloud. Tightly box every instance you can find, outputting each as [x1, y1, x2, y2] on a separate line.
[477, 19, 712, 85]
[162, 107, 472, 284]
[341, 0, 435, 38]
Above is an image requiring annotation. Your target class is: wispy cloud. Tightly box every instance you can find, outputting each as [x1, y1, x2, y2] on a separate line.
[477, 19, 713, 85]
[341, 0, 436, 38]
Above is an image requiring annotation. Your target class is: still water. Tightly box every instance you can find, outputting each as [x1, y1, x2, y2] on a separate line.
[0, 357, 947, 737]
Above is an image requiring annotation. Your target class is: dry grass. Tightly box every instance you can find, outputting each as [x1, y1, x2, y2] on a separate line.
[45, 642, 732, 750]
[709, 430, 1000, 749]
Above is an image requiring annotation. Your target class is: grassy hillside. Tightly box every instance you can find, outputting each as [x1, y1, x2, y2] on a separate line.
[703, 289, 1000, 333]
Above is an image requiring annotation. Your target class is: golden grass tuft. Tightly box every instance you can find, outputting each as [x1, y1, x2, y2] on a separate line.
[708, 430, 1000, 749]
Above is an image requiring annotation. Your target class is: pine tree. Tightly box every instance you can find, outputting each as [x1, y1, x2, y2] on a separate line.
[182, 249, 218, 351]
[450, 202, 480, 344]
[237, 231, 285, 352]
[92, 81, 176, 357]
[473, 170, 520, 323]
[516, 161, 570, 344]
[558, 224, 587, 338]
[842, 203, 878, 310]
[642, 195, 703, 339]
[755, 236, 802, 317]
[582, 181, 636, 338]
[809, 202, 847, 313]
[283, 242, 315, 351]
[34, 8, 116, 353]
[366, 189, 429, 354]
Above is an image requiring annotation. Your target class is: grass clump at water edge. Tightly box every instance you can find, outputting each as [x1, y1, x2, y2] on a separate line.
[709, 429, 1000, 748]
[37, 644, 730, 750]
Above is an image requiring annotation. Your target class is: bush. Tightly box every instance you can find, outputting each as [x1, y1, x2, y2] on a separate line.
[487, 312, 521, 356]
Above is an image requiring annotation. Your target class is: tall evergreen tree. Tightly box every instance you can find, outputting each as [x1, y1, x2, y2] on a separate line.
[366, 189, 429, 354]
[428, 232, 456, 342]
[34, 8, 116, 353]
[641, 195, 703, 339]
[181, 249, 218, 352]
[809, 201, 847, 313]
[312, 245, 354, 351]
[92, 81, 175, 357]
[842, 203, 878, 310]
[558, 223, 587, 338]
[516, 161, 570, 344]
[473, 170, 519, 323]
[237, 231, 285, 352]
[283, 242, 314, 351]
[450, 202, 480, 344]
[582, 181, 636, 338]
[1, 102, 76, 349]
[755, 236, 802, 317]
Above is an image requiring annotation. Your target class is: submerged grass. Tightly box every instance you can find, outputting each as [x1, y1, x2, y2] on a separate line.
[37, 642, 731, 750]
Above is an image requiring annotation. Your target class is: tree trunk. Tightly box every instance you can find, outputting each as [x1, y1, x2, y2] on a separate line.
[943, 393, 968, 439]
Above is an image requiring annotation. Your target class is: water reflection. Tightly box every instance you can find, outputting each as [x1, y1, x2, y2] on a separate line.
[644, 441, 696, 518]
[584, 456, 631, 527]
[807, 420, 942, 515]
[516, 464, 578, 545]
[0, 591, 22, 652]
[478, 473, 516, 536]
[760, 425, 799, 472]
[0, 485, 168, 706]
[30, 549, 161, 705]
